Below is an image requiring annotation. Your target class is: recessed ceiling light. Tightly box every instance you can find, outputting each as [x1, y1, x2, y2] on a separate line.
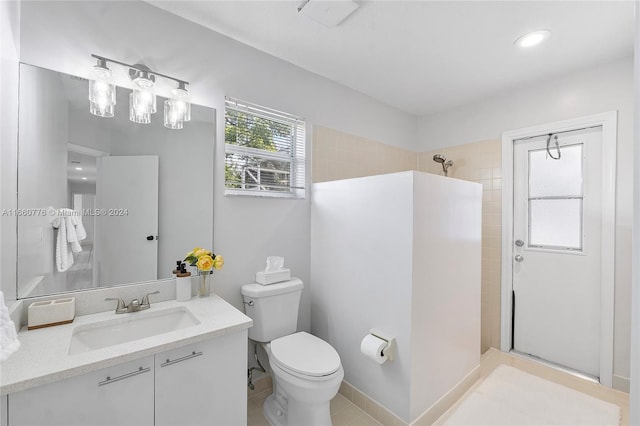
[75, 167, 83, 171]
[514, 30, 550, 48]
[81, 177, 88, 180]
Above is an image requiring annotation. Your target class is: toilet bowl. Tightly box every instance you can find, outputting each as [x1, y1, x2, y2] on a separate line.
[262, 332, 344, 426]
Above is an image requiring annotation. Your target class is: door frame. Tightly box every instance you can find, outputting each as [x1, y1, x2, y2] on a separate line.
[500, 111, 617, 386]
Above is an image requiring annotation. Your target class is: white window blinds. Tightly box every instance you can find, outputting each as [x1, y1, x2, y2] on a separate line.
[224, 97, 306, 198]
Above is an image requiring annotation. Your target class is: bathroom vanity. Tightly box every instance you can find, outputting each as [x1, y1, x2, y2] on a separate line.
[1, 296, 252, 426]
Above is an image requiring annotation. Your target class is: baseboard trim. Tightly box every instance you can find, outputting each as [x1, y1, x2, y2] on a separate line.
[339, 380, 407, 425]
[612, 374, 630, 393]
[411, 365, 481, 425]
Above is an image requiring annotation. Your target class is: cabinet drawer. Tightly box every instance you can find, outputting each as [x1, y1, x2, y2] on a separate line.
[9, 356, 154, 426]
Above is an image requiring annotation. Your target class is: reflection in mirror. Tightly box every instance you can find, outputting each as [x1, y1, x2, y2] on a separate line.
[17, 63, 215, 299]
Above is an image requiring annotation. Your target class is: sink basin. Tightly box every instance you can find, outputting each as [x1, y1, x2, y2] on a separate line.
[68, 306, 200, 355]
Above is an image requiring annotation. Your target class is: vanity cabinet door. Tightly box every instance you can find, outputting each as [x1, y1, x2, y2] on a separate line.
[1, 395, 7, 426]
[8, 356, 154, 426]
[155, 330, 247, 426]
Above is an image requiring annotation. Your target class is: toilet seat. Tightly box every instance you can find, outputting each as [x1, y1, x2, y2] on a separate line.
[270, 332, 341, 378]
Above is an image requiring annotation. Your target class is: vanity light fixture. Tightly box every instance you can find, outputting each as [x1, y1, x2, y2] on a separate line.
[88, 58, 116, 117]
[514, 30, 551, 48]
[88, 54, 190, 129]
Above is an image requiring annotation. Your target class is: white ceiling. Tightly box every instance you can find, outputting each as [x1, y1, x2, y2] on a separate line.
[148, 1, 635, 116]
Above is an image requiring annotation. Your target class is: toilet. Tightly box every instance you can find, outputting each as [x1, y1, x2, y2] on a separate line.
[241, 278, 343, 426]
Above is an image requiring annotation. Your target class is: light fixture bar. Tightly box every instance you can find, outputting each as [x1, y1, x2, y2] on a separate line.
[91, 54, 189, 87]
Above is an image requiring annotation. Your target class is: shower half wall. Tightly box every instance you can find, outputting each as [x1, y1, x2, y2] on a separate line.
[310, 171, 482, 423]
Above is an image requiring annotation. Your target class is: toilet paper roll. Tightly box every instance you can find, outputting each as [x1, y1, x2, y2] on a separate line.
[360, 334, 388, 364]
[176, 276, 192, 302]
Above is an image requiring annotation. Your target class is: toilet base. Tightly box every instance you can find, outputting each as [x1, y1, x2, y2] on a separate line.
[263, 384, 337, 426]
[263, 394, 286, 426]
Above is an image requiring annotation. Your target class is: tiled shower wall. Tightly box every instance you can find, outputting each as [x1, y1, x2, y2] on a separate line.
[312, 126, 501, 353]
[312, 126, 417, 183]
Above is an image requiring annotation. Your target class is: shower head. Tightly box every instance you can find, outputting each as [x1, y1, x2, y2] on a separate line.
[433, 154, 447, 164]
[432, 154, 453, 176]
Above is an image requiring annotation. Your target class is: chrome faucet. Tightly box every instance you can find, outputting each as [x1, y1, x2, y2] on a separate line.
[105, 291, 160, 314]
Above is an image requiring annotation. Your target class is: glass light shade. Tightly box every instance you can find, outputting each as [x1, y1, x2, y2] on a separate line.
[164, 99, 184, 129]
[180, 99, 191, 122]
[88, 64, 116, 118]
[131, 88, 156, 115]
[129, 93, 151, 124]
[89, 99, 114, 117]
[171, 86, 191, 121]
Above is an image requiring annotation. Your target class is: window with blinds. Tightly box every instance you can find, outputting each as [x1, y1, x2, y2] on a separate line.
[224, 97, 306, 198]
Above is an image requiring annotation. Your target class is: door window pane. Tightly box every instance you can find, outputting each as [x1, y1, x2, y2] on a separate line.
[529, 199, 582, 249]
[529, 144, 583, 197]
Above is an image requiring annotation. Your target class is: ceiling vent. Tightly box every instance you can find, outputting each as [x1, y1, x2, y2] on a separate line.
[297, 0, 359, 27]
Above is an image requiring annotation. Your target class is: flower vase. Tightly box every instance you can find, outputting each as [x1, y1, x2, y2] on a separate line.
[198, 270, 212, 297]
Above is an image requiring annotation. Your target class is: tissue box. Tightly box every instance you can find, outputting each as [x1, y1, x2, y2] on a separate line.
[28, 297, 75, 330]
[256, 269, 291, 285]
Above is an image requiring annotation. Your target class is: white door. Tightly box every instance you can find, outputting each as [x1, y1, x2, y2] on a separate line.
[512, 127, 602, 378]
[96, 156, 158, 286]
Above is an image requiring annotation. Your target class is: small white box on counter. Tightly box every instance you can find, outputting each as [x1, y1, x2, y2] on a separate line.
[28, 297, 75, 330]
[255, 268, 291, 285]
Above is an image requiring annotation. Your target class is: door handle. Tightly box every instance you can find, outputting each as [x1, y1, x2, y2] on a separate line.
[146, 235, 158, 241]
[514, 255, 524, 262]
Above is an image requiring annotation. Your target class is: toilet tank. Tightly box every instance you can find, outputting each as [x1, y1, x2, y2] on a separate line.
[241, 278, 303, 342]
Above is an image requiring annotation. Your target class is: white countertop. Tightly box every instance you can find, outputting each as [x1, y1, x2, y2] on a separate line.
[1, 296, 252, 395]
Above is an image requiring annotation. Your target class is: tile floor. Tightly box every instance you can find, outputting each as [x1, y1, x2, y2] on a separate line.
[247, 389, 381, 426]
[248, 348, 629, 426]
[436, 349, 629, 425]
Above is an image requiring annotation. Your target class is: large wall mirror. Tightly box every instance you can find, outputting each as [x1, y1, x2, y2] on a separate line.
[17, 63, 215, 299]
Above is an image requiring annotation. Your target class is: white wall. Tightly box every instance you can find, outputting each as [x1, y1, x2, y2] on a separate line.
[0, 0, 20, 302]
[418, 57, 635, 387]
[17, 65, 69, 298]
[410, 173, 482, 420]
[629, 2, 639, 423]
[311, 172, 481, 422]
[311, 173, 415, 420]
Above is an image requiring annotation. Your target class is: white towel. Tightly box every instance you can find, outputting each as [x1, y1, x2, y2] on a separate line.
[52, 215, 74, 272]
[53, 209, 88, 267]
[0, 291, 20, 361]
[74, 214, 87, 241]
[66, 215, 80, 253]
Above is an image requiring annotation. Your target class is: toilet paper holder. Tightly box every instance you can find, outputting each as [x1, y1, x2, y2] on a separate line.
[369, 329, 396, 361]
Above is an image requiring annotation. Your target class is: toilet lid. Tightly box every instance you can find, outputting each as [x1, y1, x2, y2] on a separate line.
[270, 332, 341, 377]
